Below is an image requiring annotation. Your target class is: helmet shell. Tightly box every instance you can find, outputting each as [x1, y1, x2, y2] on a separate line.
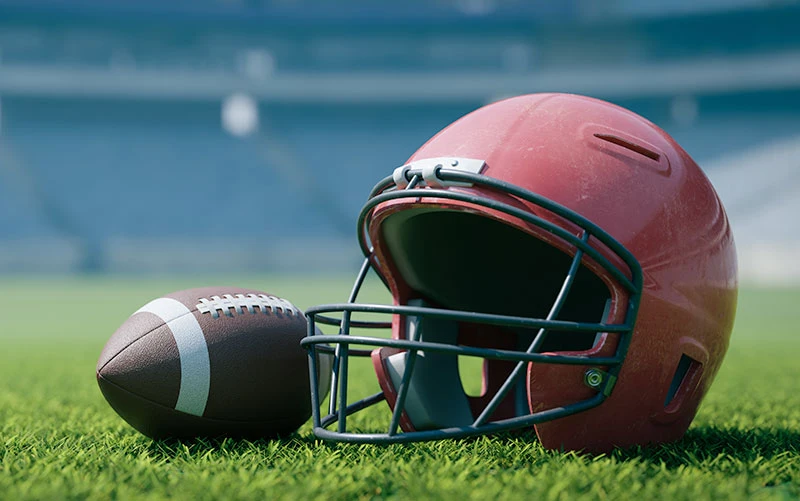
[368, 94, 737, 451]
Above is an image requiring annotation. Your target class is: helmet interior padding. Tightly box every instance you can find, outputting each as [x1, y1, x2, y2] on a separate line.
[380, 208, 610, 352]
[372, 208, 613, 430]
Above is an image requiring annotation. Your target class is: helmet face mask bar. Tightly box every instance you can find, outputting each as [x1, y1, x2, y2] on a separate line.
[301, 158, 644, 444]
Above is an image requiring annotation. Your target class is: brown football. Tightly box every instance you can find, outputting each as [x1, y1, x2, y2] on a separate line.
[97, 287, 325, 440]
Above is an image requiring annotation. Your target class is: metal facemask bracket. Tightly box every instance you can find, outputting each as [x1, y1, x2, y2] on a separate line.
[584, 368, 618, 397]
[393, 158, 486, 189]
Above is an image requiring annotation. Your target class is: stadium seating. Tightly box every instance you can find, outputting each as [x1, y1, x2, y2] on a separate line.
[0, 1, 798, 276]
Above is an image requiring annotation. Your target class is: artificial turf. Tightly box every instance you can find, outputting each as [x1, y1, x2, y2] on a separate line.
[1, 277, 798, 500]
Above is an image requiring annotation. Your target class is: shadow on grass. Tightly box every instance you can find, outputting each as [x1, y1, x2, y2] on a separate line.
[140, 425, 798, 468]
[141, 431, 327, 460]
[610, 426, 799, 466]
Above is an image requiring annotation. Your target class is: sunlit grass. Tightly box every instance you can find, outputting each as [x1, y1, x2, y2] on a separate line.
[1, 279, 798, 500]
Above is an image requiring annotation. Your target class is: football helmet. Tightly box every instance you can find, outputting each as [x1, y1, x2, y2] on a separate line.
[301, 93, 737, 452]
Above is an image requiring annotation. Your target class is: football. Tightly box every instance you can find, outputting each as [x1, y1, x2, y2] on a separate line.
[96, 286, 327, 439]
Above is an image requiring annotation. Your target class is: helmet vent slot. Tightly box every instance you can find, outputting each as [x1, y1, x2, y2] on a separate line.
[664, 354, 700, 407]
[593, 133, 661, 162]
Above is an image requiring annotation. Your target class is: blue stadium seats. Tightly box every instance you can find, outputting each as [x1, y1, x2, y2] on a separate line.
[0, 2, 799, 273]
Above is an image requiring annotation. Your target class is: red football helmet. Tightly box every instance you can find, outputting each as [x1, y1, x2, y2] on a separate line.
[302, 93, 737, 452]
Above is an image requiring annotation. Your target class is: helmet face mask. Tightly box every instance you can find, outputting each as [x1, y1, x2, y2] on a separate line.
[303, 157, 643, 444]
[302, 94, 737, 452]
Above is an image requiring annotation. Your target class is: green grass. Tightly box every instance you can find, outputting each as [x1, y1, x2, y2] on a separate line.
[1, 277, 799, 500]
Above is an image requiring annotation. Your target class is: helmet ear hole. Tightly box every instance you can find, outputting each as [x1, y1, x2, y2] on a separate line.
[650, 341, 708, 425]
[664, 354, 702, 409]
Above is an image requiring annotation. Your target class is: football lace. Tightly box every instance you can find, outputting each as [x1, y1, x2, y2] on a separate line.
[196, 294, 298, 319]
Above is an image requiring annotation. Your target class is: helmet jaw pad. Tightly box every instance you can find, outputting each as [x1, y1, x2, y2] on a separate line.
[372, 301, 474, 432]
[372, 299, 540, 433]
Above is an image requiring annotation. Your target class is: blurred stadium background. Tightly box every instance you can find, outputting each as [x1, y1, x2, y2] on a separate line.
[0, 0, 798, 283]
